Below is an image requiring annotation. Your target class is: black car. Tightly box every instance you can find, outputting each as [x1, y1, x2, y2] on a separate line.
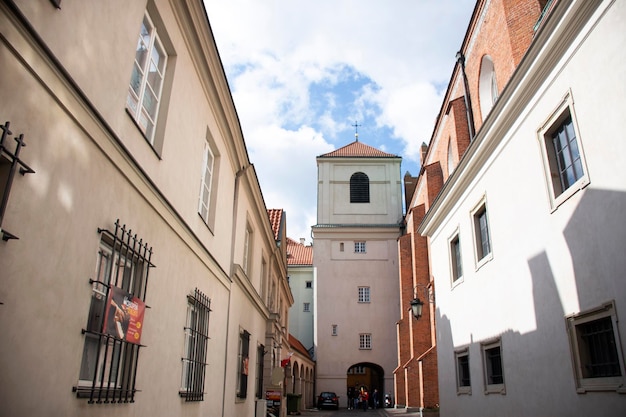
[317, 391, 339, 410]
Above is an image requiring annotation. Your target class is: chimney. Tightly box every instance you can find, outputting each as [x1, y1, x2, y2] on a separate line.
[300, 238, 306, 245]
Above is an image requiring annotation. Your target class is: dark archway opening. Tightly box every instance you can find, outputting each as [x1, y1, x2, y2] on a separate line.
[346, 362, 384, 409]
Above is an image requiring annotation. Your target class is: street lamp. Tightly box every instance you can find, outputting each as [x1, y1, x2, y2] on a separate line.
[410, 297, 424, 320]
[409, 284, 434, 320]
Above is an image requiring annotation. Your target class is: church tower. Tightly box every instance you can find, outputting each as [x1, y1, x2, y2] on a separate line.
[313, 135, 402, 405]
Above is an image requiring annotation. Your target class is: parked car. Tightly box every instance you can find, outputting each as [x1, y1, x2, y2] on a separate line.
[317, 391, 339, 410]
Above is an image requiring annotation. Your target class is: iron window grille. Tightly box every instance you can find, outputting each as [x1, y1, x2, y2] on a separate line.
[350, 172, 370, 203]
[74, 220, 154, 404]
[180, 288, 211, 401]
[359, 333, 372, 350]
[358, 286, 370, 303]
[0, 121, 35, 241]
[354, 241, 366, 253]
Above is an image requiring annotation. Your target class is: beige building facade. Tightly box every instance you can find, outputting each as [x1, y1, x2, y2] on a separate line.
[0, 1, 291, 416]
[313, 140, 402, 407]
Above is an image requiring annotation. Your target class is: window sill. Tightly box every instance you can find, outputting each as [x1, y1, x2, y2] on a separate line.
[484, 384, 505, 395]
[549, 177, 589, 213]
[456, 387, 471, 395]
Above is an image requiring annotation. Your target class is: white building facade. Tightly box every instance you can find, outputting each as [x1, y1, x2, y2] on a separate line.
[419, 1, 626, 416]
[0, 1, 291, 416]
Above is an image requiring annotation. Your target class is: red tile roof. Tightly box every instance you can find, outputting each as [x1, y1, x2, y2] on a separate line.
[286, 237, 313, 265]
[318, 140, 400, 158]
[267, 209, 283, 241]
[289, 333, 312, 359]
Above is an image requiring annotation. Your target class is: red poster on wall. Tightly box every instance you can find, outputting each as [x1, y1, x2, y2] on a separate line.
[103, 285, 146, 345]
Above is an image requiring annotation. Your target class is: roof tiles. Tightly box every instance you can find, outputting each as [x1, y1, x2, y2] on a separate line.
[318, 140, 400, 158]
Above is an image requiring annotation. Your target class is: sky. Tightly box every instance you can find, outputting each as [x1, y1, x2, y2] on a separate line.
[203, 0, 477, 244]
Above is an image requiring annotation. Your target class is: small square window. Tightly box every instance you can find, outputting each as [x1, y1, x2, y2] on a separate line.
[359, 334, 372, 350]
[303, 302, 310, 312]
[358, 287, 370, 303]
[481, 338, 505, 394]
[538, 91, 589, 210]
[455, 348, 471, 394]
[305, 281, 312, 289]
[566, 301, 626, 393]
[331, 325, 338, 336]
[354, 241, 366, 253]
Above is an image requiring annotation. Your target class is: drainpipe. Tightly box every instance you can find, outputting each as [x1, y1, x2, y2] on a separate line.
[222, 163, 253, 417]
[456, 51, 476, 141]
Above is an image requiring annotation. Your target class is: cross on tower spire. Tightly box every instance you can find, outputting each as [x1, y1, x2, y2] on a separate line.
[352, 121, 361, 142]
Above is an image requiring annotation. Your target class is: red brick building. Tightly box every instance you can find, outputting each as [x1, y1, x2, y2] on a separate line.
[394, 0, 548, 411]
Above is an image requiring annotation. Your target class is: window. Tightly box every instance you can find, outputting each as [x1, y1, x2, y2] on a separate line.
[76, 220, 154, 403]
[303, 302, 311, 312]
[332, 325, 338, 336]
[198, 133, 220, 229]
[340, 242, 344, 252]
[348, 365, 366, 374]
[479, 55, 498, 120]
[305, 281, 312, 289]
[354, 241, 366, 253]
[237, 330, 250, 398]
[350, 172, 370, 203]
[538, 91, 589, 210]
[0, 121, 36, 241]
[450, 233, 463, 283]
[180, 288, 211, 401]
[358, 287, 370, 303]
[455, 348, 471, 394]
[255, 344, 265, 399]
[481, 339, 505, 394]
[566, 301, 626, 392]
[471, 199, 492, 265]
[359, 334, 372, 350]
[127, 12, 167, 143]
[243, 224, 253, 275]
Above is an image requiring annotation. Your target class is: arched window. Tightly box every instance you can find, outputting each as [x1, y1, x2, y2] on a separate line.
[479, 55, 498, 120]
[350, 172, 370, 203]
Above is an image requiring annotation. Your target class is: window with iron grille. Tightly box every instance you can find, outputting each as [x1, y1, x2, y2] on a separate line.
[237, 330, 250, 398]
[359, 333, 372, 350]
[332, 324, 338, 336]
[481, 338, 505, 394]
[0, 121, 35, 241]
[350, 172, 370, 203]
[75, 220, 154, 403]
[566, 301, 626, 392]
[358, 286, 370, 303]
[180, 288, 211, 401]
[303, 302, 311, 312]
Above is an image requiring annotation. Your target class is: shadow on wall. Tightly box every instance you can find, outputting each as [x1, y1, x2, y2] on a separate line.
[437, 188, 626, 416]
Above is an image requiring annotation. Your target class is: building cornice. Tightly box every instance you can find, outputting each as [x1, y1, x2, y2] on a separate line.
[419, 0, 605, 237]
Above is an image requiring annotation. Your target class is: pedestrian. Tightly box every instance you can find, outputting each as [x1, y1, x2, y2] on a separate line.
[347, 386, 354, 409]
[373, 389, 379, 409]
[361, 389, 369, 411]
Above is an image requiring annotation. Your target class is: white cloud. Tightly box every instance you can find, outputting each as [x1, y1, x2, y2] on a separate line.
[204, 0, 476, 243]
